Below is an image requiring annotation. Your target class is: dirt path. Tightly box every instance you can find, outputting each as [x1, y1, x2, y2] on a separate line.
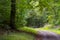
[35, 30, 60, 40]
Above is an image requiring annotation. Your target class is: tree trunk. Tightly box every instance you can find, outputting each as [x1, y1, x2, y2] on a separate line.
[10, 0, 16, 29]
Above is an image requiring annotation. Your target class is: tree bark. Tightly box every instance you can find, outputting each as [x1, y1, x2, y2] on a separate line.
[10, 0, 16, 29]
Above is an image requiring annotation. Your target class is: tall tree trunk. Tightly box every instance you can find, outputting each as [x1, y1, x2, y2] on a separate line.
[10, 0, 16, 29]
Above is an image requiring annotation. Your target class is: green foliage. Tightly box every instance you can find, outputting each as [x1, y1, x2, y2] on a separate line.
[29, 0, 60, 26]
[0, 0, 11, 27]
[0, 0, 60, 28]
[0, 0, 11, 21]
[15, 0, 32, 28]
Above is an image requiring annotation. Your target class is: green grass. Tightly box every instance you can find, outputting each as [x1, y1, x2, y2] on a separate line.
[17, 26, 60, 35]
[18, 27, 38, 34]
[18, 27, 60, 34]
[38, 27, 60, 34]
[0, 32, 35, 40]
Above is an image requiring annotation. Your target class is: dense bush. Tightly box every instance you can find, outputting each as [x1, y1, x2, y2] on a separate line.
[0, 0, 10, 27]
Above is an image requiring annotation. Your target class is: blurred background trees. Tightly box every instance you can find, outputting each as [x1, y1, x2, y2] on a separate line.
[0, 0, 60, 29]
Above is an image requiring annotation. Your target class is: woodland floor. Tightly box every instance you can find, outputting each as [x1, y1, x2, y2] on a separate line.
[0, 27, 60, 40]
[0, 28, 36, 40]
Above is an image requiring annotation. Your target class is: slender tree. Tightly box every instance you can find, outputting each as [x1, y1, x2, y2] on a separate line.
[10, 0, 16, 29]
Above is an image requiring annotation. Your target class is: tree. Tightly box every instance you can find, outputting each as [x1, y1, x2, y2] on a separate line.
[10, 0, 16, 29]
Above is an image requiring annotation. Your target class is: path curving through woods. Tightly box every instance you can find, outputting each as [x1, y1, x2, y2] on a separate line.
[17, 27, 60, 40]
[0, 27, 60, 40]
[35, 30, 60, 40]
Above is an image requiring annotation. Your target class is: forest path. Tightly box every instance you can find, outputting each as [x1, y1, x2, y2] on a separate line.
[0, 27, 60, 40]
[35, 30, 60, 40]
